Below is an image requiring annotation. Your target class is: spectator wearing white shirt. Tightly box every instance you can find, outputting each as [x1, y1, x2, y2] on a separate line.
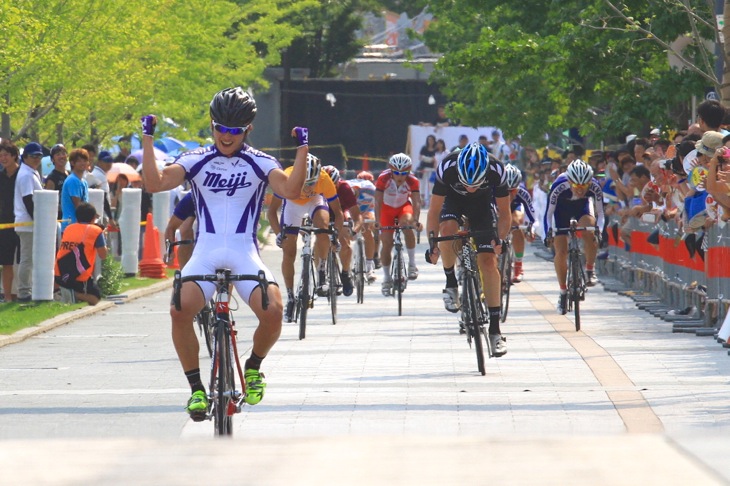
[14, 142, 44, 302]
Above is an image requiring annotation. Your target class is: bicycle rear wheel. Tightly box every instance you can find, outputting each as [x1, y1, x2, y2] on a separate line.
[214, 321, 233, 436]
[298, 255, 312, 340]
[327, 249, 339, 325]
[499, 246, 512, 323]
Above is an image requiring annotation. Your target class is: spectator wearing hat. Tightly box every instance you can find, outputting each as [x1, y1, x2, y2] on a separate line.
[0, 140, 20, 302]
[649, 128, 661, 144]
[14, 142, 44, 302]
[44, 144, 69, 219]
[85, 148, 115, 228]
[61, 149, 90, 233]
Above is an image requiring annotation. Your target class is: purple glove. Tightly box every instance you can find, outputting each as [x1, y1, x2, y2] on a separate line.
[140, 115, 156, 136]
[292, 127, 308, 147]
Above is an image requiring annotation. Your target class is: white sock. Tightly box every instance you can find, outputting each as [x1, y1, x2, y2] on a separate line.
[407, 247, 416, 265]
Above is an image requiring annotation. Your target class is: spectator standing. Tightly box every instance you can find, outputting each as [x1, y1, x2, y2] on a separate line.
[697, 99, 725, 133]
[433, 105, 451, 127]
[85, 148, 115, 227]
[450, 134, 469, 152]
[14, 142, 44, 302]
[60, 149, 90, 233]
[44, 144, 68, 219]
[54, 202, 107, 305]
[0, 140, 20, 302]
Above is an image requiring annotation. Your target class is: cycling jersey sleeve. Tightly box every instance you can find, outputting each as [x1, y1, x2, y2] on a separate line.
[173, 192, 195, 220]
[516, 187, 537, 224]
[337, 181, 357, 210]
[406, 174, 420, 192]
[319, 170, 339, 202]
[590, 179, 606, 229]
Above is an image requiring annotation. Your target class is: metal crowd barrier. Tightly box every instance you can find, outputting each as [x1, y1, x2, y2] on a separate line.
[598, 217, 730, 329]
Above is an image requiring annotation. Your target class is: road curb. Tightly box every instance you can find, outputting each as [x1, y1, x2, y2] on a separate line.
[0, 278, 173, 349]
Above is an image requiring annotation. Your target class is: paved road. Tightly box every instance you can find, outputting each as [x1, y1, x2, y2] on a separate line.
[1, 232, 730, 485]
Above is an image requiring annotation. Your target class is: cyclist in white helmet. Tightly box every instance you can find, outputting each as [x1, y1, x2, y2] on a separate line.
[141, 87, 310, 420]
[267, 154, 345, 322]
[426, 142, 511, 357]
[348, 171, 378, 282]
[543, 159, 605, 314]
[375, 153, 422, 295]
[503, 164, 537, 283]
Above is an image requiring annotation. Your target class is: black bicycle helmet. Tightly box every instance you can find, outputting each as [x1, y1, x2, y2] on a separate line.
[209, 87, 257, 127]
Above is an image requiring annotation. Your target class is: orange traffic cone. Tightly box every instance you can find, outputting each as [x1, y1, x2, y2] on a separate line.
[139, 213, 167, 278]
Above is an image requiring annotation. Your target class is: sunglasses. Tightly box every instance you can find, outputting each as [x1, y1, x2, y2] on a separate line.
[392, 170, 409, 176]
[212, 121, 248, 135]
[570, 182, 589, 191]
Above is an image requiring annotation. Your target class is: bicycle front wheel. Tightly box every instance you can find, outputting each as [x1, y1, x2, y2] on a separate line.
[298, 255, 312, 340]
[394, 249, 404, 316]
[355, 239, 365, 304]
[569, 253, 582, 331]
[327, 249, 338, 325]
[214, 322, 233, 436]
[465, 272, 486, 375]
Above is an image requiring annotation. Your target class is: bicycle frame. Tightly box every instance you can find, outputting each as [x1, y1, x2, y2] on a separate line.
[380, 219, 415, 316]
[173, 268, 269, 436]
[554, 219, 597, 331]
[432, 230, 490, 375]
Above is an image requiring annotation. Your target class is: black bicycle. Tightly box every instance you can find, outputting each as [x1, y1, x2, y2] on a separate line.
[285, 215, 336, 340]
[498, 224, 532, 323]
[166, 239, 214, 356]
[353, 223, 367, 304]
[380, 219, 415, 316]
[324, 221, 341, 326]
[173, 268, 269, 436]
[554, 219, 598, 331]
[432, 230, 491, 375]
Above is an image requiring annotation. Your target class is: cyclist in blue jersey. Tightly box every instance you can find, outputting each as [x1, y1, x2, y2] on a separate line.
[543, 159, 605, 315]
[503, 165, 537, 283]
[141, 87, 310, 421]
[426, 143, 510, 357]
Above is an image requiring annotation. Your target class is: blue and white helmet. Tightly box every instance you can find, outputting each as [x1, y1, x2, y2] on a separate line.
[457, 142, 489, 187]
[504, 164, 522, 189]
[323, 165, 340, 184]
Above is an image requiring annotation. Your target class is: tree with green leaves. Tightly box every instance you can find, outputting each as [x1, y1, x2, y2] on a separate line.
[0, 0, 306, 147]
[421, 0, 722, 145]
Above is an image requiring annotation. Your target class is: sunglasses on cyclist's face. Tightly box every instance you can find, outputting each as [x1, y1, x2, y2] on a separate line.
[212, 121, 248, 136]
[392, 170, 409, 176]
[570, 182, 589, 191]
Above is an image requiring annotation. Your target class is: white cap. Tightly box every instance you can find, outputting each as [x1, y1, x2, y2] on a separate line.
[626, 134, 637, 143]
[650, 128, 660, 136]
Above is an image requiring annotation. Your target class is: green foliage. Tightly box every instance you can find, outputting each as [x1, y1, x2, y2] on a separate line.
[99, 257, 124, 297]
[1, 0, 306, 146]
[423, 0, 714, 144]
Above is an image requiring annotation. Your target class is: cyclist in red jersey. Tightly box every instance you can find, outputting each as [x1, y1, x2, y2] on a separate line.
[375, 153, 423, 296]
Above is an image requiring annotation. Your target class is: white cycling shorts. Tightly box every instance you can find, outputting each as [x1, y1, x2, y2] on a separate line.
[182, 234, 275, 304]
[281, 195, 329, 231]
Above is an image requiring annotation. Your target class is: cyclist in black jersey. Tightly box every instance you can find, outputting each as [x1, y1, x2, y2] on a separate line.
[425, 143, 511, 357]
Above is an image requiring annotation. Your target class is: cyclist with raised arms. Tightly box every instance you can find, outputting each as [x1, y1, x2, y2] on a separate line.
[543, 159, 605, 315]
[141, 87, 309, 421]
[374, 153, 422, 296]
[267, 154, 344, 322]
[348, 171, 378, 282]
[322, 165, 360, 297]
[504, 165, 537, 283]
[426, 142, 510, 357]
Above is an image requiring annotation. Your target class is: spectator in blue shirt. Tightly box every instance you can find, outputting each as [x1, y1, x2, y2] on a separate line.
[61, 149, 90, 233]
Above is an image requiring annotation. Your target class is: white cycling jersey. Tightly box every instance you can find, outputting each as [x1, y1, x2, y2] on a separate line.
[348, 179, 376, 213]
[174, 144, 280, 303]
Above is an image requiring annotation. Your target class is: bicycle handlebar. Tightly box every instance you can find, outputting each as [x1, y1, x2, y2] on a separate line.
[379, 225, 417, 231]
[165, 238, 194, 263]
[430, 229, 493, 243]
[173, 269, 269, 312]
